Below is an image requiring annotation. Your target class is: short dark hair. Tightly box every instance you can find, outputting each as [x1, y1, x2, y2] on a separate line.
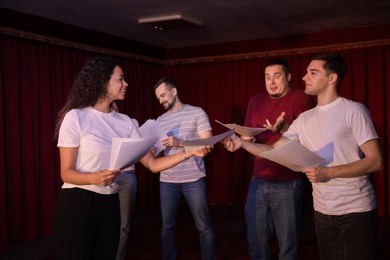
[309, 52, 347, 87]
[153, 77, 178, 90]
[265, 58, 291, 77]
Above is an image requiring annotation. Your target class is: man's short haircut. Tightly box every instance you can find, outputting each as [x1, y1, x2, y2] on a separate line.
[153, 77, 178, 90]
[309, 52, 347, 87]
[265, 58, 291, 77]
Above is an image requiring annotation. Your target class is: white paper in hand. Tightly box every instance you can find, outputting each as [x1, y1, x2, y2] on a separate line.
[181, 129, 235, 152]
[215, 120, 266, 137]
[259, 140, 324, 172]
[109, 136, 158, 170]
[139, 119, 167, 155]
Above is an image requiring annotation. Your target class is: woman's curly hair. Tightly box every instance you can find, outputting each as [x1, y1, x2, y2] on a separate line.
[54, 56, 120, 139]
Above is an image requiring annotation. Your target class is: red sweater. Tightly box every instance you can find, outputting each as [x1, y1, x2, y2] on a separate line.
[245, 88, 313, 181]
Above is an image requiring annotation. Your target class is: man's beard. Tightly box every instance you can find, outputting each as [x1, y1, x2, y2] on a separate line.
[164, 96, 176, 111]
[270, 93, 283, 98]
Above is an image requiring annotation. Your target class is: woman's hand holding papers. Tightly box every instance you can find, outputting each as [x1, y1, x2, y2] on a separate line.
[185, 145, 213, 159]
[94, 169, 120, 187]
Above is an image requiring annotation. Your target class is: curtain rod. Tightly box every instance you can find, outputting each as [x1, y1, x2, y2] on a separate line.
[0, 26, 164, 65]
[1, 26, 389, 66]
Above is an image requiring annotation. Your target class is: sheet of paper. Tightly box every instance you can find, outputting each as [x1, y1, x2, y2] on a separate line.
[259, 139, 324, 172]
[138, 119, 167, 155]
[215, 120, 267, 137]
[181, 129, 235, 151]
[109, 136, 158, 170]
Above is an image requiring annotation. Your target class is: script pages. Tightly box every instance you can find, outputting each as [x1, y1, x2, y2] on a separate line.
[215, 120, 267, 137]
[109, 136, 158, 170]
[259, 139, 324, 172]
[138, 119, 167, 155]
[181, 129, 235, 151]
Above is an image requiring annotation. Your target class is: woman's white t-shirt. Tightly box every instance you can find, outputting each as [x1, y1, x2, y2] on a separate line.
[57, 107, 140, 194]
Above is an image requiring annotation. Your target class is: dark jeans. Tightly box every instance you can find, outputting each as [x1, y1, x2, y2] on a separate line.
[314, 209, 377, 260]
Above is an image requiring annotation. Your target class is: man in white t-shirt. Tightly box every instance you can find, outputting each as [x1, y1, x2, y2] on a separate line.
[153, 77, 216, 260]
[224, 53, 383, 260]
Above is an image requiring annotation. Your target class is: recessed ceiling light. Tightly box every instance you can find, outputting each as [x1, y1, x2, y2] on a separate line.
[138, 14, 203, 31]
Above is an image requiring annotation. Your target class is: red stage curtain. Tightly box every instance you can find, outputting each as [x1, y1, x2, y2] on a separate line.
[1, 36, 389, 252]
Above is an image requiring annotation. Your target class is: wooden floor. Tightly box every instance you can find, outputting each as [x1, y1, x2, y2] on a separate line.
[1, 204, 390, 260]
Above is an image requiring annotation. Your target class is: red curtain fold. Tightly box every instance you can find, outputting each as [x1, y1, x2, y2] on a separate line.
[340, 49, 388, 217]
[364, 49, 389, 218]
[384, 49, 390, 216]
[0, 37, 7, 252]
[0, 36, 389, 252]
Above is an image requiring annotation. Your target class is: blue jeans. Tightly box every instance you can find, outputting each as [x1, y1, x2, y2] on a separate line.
[245, 177, 303, 260]
[115, 170, 137, 260]
[314, 210, 377, 260]
[160, 178, 216, 260]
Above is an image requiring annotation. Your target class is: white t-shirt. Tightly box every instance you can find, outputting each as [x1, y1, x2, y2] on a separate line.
[57, 107, 140, 194]
[285, 97, 378, 215]
[156, 104, 211, 183]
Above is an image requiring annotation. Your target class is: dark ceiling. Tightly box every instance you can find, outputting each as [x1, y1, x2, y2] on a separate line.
[1, 0, 390, 50]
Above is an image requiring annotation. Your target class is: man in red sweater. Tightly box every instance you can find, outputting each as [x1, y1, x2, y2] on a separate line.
[243, 58, 313, 259]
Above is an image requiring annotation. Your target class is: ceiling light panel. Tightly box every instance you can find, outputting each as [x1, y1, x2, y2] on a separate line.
[138, 14, 203, 31]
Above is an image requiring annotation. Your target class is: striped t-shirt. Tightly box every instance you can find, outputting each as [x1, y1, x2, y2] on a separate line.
[156, 104, 212, 183]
